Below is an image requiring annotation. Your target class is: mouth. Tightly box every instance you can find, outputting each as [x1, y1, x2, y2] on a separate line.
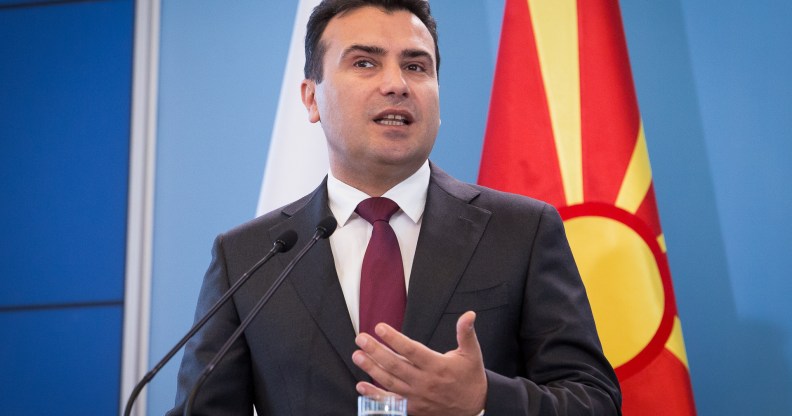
[373, 112, 413, 126]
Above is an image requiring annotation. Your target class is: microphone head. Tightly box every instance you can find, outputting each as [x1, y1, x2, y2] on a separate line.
[316, 216, 338, 239]
[274, 230, 299, 252]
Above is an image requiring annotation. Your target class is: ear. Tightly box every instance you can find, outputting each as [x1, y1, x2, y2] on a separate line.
[301, 79, 321, 123]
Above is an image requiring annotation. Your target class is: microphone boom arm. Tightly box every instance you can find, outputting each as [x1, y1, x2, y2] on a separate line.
[183, 217, 336, 416]
[122, 230, 297, 416]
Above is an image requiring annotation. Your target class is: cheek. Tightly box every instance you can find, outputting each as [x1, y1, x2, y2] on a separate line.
[424, 96, 441, 128]
[418, 87, 441, 117]
[318, 89, 350, 123]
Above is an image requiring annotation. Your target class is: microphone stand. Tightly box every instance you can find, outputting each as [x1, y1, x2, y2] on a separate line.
[122, 230, 297, 416]
[183, 217, 336, 416]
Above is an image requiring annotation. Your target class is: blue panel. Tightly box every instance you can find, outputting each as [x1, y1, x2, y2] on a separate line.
[679, 1, 792, 414]
[428, 0, 503, 184]
[0, 0, 54, 7]
[0, 0, 133, 306]
[622, 1, 792, 414]
[147, 2, 299, 413]
[0, 305, 123, 414]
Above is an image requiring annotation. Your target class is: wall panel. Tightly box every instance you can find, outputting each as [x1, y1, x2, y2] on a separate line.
[0, 0, 134, 413]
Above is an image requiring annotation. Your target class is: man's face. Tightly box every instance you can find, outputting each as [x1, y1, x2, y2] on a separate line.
[302, 6, 440, 187]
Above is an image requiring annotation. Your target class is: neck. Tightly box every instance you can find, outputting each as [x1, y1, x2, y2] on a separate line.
[330, 161, 424, 197]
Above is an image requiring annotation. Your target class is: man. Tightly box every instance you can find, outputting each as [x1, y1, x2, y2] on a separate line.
[170, 1, 621, 415]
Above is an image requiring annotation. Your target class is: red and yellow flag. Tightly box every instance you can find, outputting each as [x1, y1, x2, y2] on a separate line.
[478, 0, 696, 414]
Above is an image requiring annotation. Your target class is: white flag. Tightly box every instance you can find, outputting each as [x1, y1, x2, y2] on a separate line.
[257, 0, 327, 217]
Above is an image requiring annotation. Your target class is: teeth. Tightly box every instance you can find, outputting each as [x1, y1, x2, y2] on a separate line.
[376, 114, 408, 126]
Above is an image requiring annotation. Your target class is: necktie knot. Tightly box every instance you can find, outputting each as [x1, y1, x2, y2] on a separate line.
[355, 197, 400, 224]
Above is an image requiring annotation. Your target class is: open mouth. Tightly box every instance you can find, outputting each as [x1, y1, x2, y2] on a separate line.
[374, 114, 411, 126]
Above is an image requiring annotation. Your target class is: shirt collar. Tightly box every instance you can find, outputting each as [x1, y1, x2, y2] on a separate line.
[327, 160, 430, 227]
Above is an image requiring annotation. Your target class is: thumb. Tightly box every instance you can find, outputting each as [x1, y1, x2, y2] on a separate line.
[456, 311, 481, 354]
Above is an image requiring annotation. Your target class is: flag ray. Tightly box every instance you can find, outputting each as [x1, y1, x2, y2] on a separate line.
[666, 317, 690, 368]
[615, 122, 653, 214]
[636, 184, 663, 237]
[528, 0, 583, 206]
[657, 233, 667, 254]
[479, 0, 566, 207]
[578, 0, 641, 204]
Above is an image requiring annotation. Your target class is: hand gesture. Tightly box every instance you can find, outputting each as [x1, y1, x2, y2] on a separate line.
[352, 311, 487, 416]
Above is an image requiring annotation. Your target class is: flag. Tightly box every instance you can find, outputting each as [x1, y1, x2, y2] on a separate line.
[478, 0, 696, 414]
[257, 0, 326, 217]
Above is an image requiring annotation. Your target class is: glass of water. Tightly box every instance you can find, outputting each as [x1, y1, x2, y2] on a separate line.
[358, 395, 407, 416]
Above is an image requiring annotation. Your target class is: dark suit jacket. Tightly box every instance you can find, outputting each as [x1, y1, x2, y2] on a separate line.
[169, 164, 621, 415]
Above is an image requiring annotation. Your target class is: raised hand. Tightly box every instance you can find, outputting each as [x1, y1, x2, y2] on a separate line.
[352, 311, 487, 416]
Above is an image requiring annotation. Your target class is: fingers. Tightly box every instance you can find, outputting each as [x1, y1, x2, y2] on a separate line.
[374, 323, 438, 369]
[356, 381, 384, 397]
[353, 316, 488, 415]
[352, 334, 414, 393]
[455, 311, 481, 355]
[355, 381, 398, 398]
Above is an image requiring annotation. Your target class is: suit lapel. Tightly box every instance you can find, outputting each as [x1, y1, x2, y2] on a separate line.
[264, 165, 490, 378]
[269, 180, 369, 382]
[402, 165, 491, 345]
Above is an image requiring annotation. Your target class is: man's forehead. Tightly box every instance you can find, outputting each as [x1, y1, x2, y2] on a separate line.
[321, 6, 434, 54]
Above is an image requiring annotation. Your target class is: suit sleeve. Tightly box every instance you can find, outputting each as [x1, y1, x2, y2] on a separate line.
[167, 234, 255, 416]
[483, 205, 622, 415]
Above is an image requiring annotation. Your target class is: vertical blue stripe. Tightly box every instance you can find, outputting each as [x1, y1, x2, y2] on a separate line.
[0, 0, 132, 306]
[0, 0, 133, 413]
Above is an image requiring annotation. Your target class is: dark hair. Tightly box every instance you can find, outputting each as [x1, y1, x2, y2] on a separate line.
[304, 0, 440, 83]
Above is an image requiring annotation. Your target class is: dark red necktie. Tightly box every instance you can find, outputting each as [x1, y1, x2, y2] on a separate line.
[356, 197, 406, 340]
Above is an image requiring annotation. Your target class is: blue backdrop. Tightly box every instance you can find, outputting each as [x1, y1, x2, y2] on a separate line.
[0, 0, 133, 414]
[1, 0, 789, 414]
[147, 1, 792, 414]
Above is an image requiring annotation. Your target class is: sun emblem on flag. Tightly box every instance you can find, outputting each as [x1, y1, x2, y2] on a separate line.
[479, 0, 697, 413]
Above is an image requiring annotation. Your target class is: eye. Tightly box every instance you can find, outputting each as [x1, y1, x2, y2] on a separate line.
[405, 63, 425, 72]
[353, 60, 375, 68]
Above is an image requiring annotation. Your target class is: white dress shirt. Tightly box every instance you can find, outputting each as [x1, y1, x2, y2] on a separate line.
[327, 161, 430, 334]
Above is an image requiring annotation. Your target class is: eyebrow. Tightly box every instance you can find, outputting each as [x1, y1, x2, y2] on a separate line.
[341, 44, 435, 66]
[401, 48, 435, 65]
[341, 44, 386, 60]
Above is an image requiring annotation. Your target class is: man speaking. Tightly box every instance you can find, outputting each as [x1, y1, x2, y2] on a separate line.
[169, 1, 621, 414]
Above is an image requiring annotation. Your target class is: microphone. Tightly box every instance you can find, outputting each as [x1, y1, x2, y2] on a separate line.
[122, 229, 298, 416]
[184, 216, 338, 416]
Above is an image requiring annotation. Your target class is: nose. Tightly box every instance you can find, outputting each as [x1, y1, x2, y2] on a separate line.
[378, 63, 409, 98]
